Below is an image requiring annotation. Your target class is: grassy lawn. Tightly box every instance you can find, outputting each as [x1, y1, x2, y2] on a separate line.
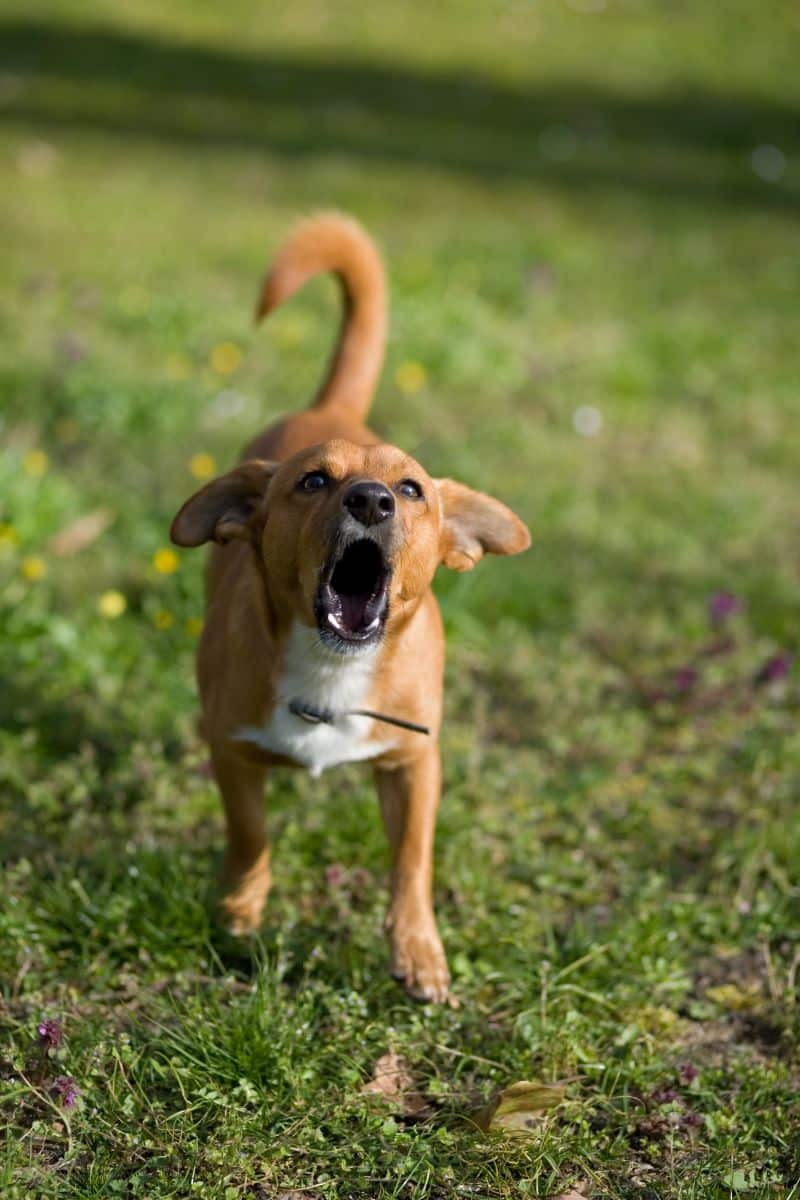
[1, 1, 799, 1195]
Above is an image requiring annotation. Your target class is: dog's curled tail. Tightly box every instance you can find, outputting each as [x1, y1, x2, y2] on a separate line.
[255, 212, 387, 422]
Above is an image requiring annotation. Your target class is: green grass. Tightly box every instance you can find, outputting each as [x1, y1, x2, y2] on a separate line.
[1, 1, 799, 1195]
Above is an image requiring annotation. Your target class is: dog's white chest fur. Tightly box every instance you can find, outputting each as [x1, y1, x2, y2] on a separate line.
[234, 622, 395, 777]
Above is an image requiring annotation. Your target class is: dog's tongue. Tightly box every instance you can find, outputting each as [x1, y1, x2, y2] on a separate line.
[341, 592, 369, 632]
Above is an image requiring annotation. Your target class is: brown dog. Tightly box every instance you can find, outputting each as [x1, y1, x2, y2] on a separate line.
[170, 214, 530, 1002]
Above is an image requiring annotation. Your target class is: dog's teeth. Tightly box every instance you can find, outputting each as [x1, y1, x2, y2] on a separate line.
[326, 611, 381, 636]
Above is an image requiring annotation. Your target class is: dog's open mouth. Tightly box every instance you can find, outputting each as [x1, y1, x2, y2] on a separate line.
[316, 538, 390, 650]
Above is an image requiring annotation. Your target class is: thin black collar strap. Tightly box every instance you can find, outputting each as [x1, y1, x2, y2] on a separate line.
[288, 698, 429, 736]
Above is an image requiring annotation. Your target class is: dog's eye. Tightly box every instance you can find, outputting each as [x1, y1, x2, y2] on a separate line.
[397, 478, 423, 500]
[298, 471, 328, 492]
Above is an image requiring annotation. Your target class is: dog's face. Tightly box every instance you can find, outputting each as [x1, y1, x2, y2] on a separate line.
[171, 439, 529, 654]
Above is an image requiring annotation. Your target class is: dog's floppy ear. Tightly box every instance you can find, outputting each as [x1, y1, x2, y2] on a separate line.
[170, 459, 279, 547]
[436, 478, 530, 572]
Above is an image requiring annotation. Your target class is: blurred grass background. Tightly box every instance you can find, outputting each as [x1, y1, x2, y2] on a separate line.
[1, 2, 799, 1197]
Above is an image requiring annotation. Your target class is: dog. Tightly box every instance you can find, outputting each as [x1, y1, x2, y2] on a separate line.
[170, 214, 530, 1002]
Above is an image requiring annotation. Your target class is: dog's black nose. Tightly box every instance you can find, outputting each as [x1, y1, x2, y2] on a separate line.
[342, 480, 395, 526]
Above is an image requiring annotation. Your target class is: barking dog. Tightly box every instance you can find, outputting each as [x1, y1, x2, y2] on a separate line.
[170, 214, 530, 1002]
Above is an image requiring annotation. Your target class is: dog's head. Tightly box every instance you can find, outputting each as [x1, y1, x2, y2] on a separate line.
[170, 439, 530, 654]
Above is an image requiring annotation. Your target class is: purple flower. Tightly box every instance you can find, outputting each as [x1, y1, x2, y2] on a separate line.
[325, 864, 345, 888]
[37, 1018, 62, 1050]
[52, 1076, 80, 1108]
[755, 652, 794, 687]
[675, 666, 698, 694]
[709, 592, 741, 628]
[678, 1062, 699, 1085]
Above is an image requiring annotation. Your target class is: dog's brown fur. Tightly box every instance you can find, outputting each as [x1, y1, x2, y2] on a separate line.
[170, 214, 530, 1001]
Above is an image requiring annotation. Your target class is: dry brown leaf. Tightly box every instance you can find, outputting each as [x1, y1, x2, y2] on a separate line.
[475, 1079, 566, 1134]
[360, 1050, 427, 1116]
[49, 508, 114, 557]
[361, 1049, 412, 1098]
[551, 1186, 589, 1200]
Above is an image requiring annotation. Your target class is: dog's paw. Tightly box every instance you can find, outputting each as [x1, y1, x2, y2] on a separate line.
[389, 921, 450, 1004]
[220, 852, 271, 936]
[221, 897, 263, 937]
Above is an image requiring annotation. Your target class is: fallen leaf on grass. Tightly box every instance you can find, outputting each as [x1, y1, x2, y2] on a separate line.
[49, 509, 114, 557]
[360, 1050, 427, 1116]
[551, 1186, 589, 1200]
[474, 1079, 566, 1134]
[723, 1168, 761, 1192]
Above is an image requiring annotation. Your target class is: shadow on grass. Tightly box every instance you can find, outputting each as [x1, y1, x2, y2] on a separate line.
[1, 18, 798, 210]
[0, 661, 186, 786]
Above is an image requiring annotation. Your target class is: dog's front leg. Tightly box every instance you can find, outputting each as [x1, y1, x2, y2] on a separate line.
[211, 747, 271, 936]
[376, 747, 450, 1003]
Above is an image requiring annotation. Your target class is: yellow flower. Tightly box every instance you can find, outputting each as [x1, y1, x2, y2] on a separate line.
[152, 547, 179, 574]
[189, 452, 216, 480]
[185, 616, 204, 637]
[23, 449, 49, 477]
[165, 353, 192, 381]
[0, 522, 18, 547]
[97, 590, 126, 618]
[209, 341, 243, 375]
[394, 360, 427, 395]
[153, 608, 173, 630]
[21, 555, 47, 582]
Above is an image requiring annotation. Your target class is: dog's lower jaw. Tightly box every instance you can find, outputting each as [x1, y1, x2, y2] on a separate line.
[316, 621, 384, 657]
